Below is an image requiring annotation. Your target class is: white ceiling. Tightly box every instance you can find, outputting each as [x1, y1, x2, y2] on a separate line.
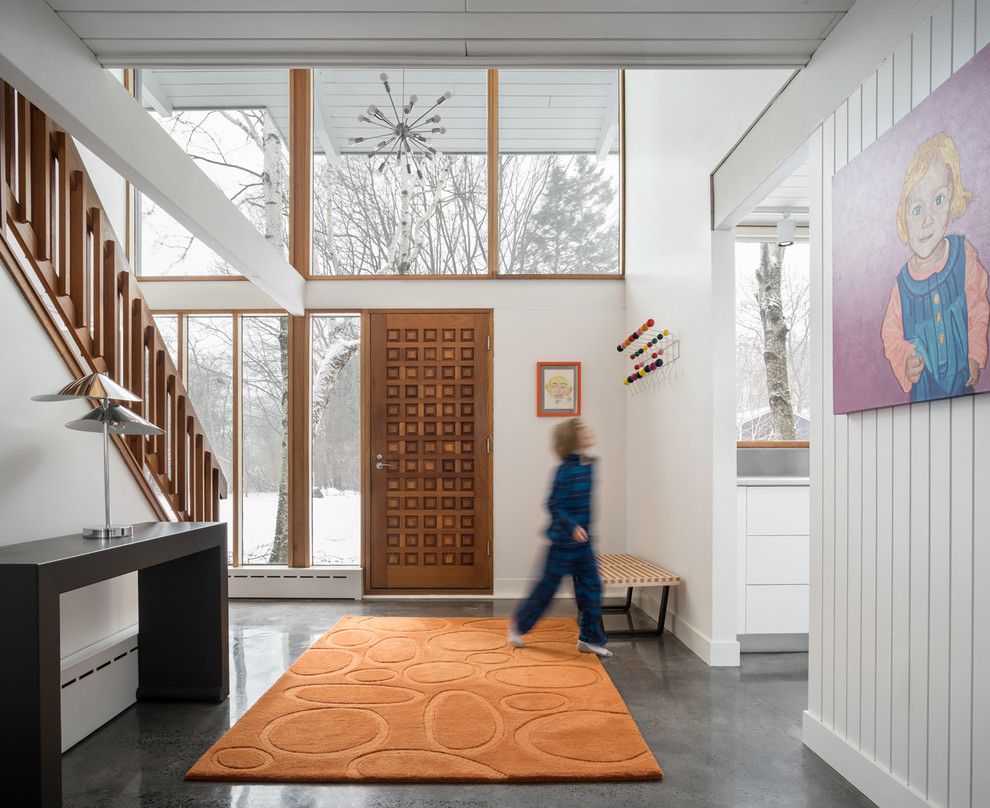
[51, 1, 854, 69]
[739, 159, 811, 228]
[142, 67, 620, 156]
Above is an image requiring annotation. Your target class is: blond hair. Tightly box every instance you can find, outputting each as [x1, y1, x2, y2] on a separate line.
[896, 132, 974, 243]
[544, 374, 571, 395]
[553, 418, 583, 459]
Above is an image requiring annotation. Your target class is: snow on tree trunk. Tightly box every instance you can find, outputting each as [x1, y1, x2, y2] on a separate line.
[312, 338, 361, 432]
[756, 242, 797, 441]
[271, 317, 290, 564]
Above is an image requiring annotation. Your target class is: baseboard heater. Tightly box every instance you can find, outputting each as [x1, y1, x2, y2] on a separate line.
[61, 628, 139, 752]
[227, 566, 362, 599]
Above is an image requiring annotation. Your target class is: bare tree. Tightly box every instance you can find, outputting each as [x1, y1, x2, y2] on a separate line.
[143, 104, 622, 561]
[756, 242, 797, 440]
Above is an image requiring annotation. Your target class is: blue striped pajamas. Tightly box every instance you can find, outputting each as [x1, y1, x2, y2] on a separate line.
[513, 454, 607, 646]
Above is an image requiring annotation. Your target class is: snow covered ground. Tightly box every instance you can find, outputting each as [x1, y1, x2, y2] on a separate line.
[239, 488, 360, 566]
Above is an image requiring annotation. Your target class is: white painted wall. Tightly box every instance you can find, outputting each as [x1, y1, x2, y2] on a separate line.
[144, 278, 628, 597]
[623, 69, 791, 666]
[0, 268, 154, 660]
[803, 2, 990, 806]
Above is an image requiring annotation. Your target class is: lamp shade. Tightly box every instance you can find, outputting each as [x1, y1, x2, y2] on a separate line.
[33, 372, 141, 403]
[776, 214, 796, 247]
[65, 404, 164, 436]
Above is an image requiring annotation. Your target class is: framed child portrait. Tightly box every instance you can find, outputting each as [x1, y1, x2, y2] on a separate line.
[832, 42, 990, 414]
[536, 362, 581, 417]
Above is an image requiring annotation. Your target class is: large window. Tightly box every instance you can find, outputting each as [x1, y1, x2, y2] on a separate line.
[311, 315, 361, 564]
[498, 70, 621, 275]
[241, 315, 289, 564]
[312, 69, 489, 276]
[185, 316, 235, 562]
[154, 314, 179, 366]
[135, 68, 623, 279]
[138, 69, 290, 276]
[156, 312, 361, 567]
[736, 240, 811, 441]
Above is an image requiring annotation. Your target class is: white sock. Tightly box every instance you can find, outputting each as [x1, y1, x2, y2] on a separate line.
[577, 640, 613, 658]
[507, 621, 525, 648]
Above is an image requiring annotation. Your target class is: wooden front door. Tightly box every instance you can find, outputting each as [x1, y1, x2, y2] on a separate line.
[367, 311, 492, 592]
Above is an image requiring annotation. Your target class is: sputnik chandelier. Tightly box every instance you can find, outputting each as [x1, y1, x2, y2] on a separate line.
[348, 73, 452, 177]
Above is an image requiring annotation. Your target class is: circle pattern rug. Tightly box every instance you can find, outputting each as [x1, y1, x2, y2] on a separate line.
[186, 616, 663, 784]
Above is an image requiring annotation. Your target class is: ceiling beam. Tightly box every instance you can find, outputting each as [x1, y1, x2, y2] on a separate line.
[137, 68, 172, 117]
[312, 87, 341, 164]
[594, 78, 618, 161]
[711, 0, 942, 230]
[0, 0, 304, 314]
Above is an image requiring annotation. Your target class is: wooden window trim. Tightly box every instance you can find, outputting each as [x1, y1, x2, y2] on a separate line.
[736, 440, 810, 449]
[289, 69, 312, 279]
[139, 275, 251, 283]
[287, 313, 311, 567]
[487, 68, 499, 278]
[231, 312, 242, 567]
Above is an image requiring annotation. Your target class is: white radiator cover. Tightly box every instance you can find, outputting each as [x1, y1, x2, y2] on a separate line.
[227, 566, 362, 599]
[61, 627, 139, 752]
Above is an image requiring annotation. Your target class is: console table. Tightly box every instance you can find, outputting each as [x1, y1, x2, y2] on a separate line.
[0, 521, 228, 807]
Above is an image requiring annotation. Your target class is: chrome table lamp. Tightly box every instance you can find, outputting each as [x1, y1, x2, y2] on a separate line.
[33, 372, 164, 539]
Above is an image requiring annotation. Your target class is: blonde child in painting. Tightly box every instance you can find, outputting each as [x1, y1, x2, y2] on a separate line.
[881, 132, 989, 401]
[545, 374, 574, 409]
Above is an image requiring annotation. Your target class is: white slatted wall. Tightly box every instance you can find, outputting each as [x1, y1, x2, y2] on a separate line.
[807, 2, 990, 806]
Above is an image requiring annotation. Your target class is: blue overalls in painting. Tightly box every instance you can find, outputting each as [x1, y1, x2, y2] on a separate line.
[897, 233, 971, 402]
[513, 454, 606, 646]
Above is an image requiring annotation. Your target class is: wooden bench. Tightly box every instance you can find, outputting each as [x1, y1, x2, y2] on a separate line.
[597, 554, 681, 637]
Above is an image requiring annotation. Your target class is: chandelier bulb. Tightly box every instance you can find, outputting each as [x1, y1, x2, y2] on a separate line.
[358, 115, 368, 123]
[431, 115, 441, 123]
[403, 104, 411, 114]
[409, 95, 417, 104]
[367, 104, 378, 115]
[441, 91, 452, 101]
[379, 72, 389, 82]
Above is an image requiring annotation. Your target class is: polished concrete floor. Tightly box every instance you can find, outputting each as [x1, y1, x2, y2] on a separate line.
[63, 599, 875, 808]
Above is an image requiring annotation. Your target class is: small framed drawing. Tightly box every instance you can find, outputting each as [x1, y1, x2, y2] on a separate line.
[536, 362, 582, 417]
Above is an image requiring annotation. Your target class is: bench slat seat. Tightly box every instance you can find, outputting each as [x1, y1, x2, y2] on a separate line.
[597, 553, 680, 638]
[598, 554, 680, 587]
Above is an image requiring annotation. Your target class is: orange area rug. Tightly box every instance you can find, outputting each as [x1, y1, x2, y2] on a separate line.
[187, 616, 663, 784]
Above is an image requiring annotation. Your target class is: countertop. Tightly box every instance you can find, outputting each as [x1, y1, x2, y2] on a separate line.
[737, 476, 810, 486]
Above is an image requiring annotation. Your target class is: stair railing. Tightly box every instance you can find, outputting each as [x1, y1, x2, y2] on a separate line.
[1, 78, 226, 522]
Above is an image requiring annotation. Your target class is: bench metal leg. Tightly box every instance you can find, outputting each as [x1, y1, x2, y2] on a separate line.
[602, 585, 671, 638]
[657, 585, 670, 637]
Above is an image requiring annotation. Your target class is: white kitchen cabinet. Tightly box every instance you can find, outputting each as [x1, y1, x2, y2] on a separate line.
[737, 482, 810, 648]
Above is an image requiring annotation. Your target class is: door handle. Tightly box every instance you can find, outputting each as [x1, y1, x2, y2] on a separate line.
[375, 461, 393, 470]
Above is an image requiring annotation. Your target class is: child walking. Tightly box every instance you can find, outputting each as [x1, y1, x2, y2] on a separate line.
[508, 418, 611, 658]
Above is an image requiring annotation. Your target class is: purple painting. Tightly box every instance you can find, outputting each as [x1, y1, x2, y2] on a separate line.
[832, 43, 990, 414]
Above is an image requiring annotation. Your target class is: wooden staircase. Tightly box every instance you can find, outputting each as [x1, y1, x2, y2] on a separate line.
[1, 78, 226, 522]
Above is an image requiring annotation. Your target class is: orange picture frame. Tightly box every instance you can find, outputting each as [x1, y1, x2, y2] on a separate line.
[536, 362, 582, 417]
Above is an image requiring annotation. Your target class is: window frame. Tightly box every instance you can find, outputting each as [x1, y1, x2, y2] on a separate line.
[733, 232, 811, 449]
[135, 69, 625, 281]
[154, 308, 366, 568]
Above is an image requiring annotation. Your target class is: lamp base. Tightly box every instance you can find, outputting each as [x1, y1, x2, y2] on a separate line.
[83, 524, 133, 540]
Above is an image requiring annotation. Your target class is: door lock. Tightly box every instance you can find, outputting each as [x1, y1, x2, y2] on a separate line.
[375, 452, 393, 470]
